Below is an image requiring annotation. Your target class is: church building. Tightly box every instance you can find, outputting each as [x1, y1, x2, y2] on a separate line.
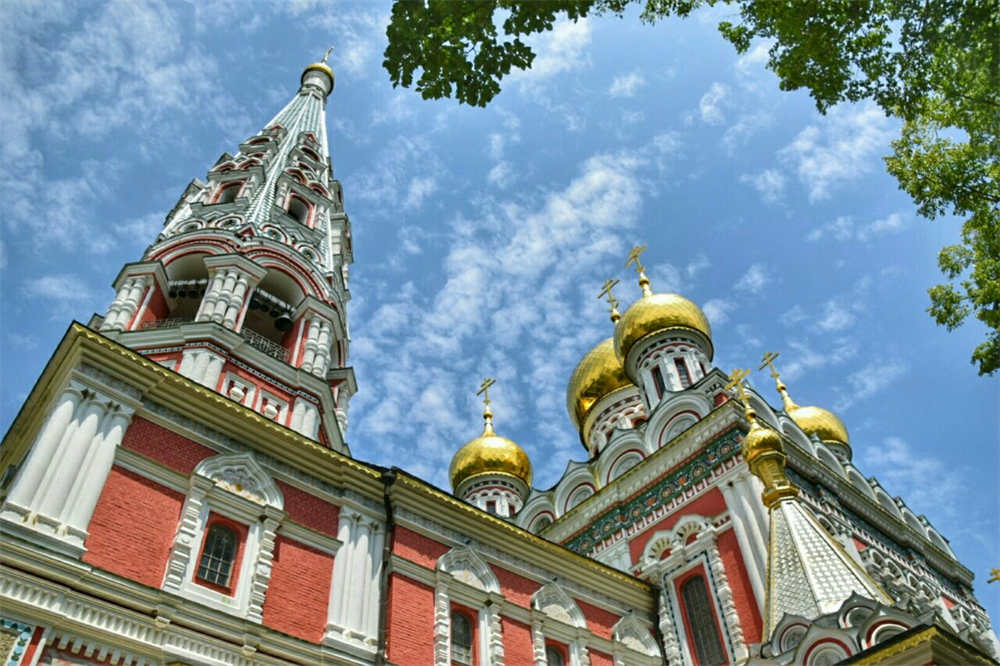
[1, 54, 996, 666]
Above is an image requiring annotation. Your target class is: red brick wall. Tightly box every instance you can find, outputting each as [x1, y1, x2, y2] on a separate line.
[502, 616, 534, 664]
[83, 466, 183, 587]
[590, 649, 615, 666]
[577, 599, 618, 640]
[393, 526, 450, 567]
[276, 480, 338, 536]
[491, 564, 539, 608]
[121, 417, 216, 474]
[628, 487, 727, 564]
[386, 574, 436, 665]
[718, 528, 763, 643]
[262, 536, 334, 642]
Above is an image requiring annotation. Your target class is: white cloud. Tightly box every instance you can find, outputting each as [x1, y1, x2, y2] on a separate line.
[834, 360, 907, 411]
[350, 150, 648, 488]
[488, 161, 515, 188]
[513, 18, 591, 85]
[817, 300, 855, 331]
[403, 177, 437, 210]
[779, 104, 896, 201]
[780, 338, 859, 381]
[609, 71, 646, 98]
[860, 437, 964, 520]
[699, 82, 730, 125]
[780, 305, 809, 327]
[722, 112, 773, 153]
[703, 299, 735, 326]
[735, 263, 771, 294]
[807, 212, 906, 242]
[740, 169, 785, 203]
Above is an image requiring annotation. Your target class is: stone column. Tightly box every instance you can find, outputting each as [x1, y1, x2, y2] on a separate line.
[102, 276, 150, 331]
[530, 614, 546, 666]
[707, 541, 748, 661]
[657, 588, 683, 665]
[2, 383, 84, 519]
[247, 508, 283, 623]
[433, 572, 452, 666]
[196, 255, 266, 331]
[60, 402, 135, 543]
[483, 595, 505, 665]
[163, 477, 210, 593]
[570, 632, 590, 666]
[720, 480, 766, 611]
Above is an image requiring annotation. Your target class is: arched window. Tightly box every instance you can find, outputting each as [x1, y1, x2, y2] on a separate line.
[451, 611, 473, 665]
[651, 365, 667, 397]
[197, 523, 238, 589]
[216, 182, 243, 204]
[680, 575, 726, 665]
[545, 645, 566, 665]
[287, 196, 311, 226]
[675, 358, 692, 388]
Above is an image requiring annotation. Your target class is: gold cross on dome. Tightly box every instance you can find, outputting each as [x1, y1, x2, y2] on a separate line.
[759, 351, 782, 379]
[989, 568, 1000, 584]
[477, 377, 496, 408]
[322, 46, 334, 63]
[725, 368, 751, 406]
[625, 245, 647, 275]
[598, 278, 620, 316]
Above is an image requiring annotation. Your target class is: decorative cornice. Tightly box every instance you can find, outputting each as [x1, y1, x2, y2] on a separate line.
[563, 427, 742, 555]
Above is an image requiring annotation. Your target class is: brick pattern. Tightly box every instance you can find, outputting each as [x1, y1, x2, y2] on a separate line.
[393, 526, 450, 568]
[121, 416, 216, 474]
[83, 466, 184, 588]
[261, 536, 334, 642]
[386, 574, 436, 665]
[491, 564, 540, 609]
[502, 617, 534, 665]
[276, 480, 338, 536]
[590, 649, 614, 666]
[718, 528, 762, 643]
[577, 599, 618, 641]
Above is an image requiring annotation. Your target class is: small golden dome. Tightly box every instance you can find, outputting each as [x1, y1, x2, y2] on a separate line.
[614, 292, 713, 367]
[566, 338, 635, 432]
[786, 403, 850, 447]
[450, 416, 532, 492]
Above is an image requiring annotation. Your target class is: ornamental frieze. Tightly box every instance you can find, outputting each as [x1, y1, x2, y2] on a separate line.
[565, 428, 742, 555]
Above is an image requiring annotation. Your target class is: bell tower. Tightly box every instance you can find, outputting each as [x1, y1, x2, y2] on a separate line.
[93, 52, 355, 453]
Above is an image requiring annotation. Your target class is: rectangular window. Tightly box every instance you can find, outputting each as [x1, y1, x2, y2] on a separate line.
[485, 500, 497, 515]
[651, 365, 667, 397]
[675, 358, 692, 389]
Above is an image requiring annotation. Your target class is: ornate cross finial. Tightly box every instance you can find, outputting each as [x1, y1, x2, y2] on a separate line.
[598, 278, 621, 323]
[759, 351, 781, 379]
[725, 368, 752, 407]
[625, 245, 652, 296]
[989, 568, 1000, 584]
[477, 377, 496, 409]
[322, 46, 334, 63]
[477, 377, 497, 431]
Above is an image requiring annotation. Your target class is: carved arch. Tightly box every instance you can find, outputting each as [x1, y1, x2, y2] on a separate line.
[612, 614, 659, 656]
[640, 514, 713, 565]
[194, 452, 284, 509]
[532, 583, 586, 628]
[437, 546, 499, 593]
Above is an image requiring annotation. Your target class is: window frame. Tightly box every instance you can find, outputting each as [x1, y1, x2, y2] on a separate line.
[450, 606, 477, 666]
[675, 569, 729, 666]
[193, 515, 246, 594]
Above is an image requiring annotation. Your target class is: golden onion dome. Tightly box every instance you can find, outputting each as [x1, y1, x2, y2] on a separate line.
[301, 49, 335, 93]
[450, 413, 532, 492]
[786, 403, 850, 447]
[566, 338, 635, 432]
[777, 384, 849, 447]
[614, 292, 713, 368]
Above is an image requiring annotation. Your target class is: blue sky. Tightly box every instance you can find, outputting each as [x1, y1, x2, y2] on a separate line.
[2, 0, 997, 624]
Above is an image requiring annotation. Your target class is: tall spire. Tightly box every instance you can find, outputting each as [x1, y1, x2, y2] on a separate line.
[726, 369, 891, 639]
[95, 55, 356, 453]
